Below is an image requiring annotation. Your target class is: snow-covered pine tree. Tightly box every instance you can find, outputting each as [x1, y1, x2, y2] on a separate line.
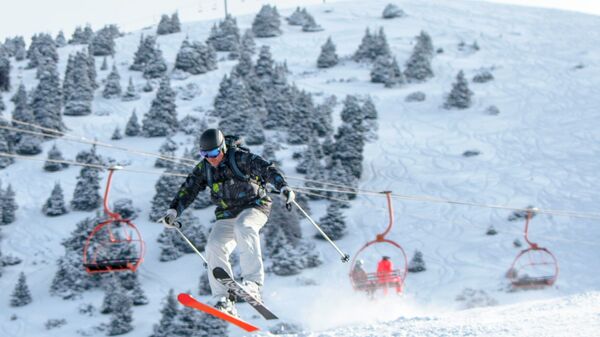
[142, 77, 178, 137]
[157, 15, 173, 35]
[15, 134, 42, 155]
[121, 77, 140, 102]
[302, 13, 323, 32]
[287, 90, 315, 145]
[382, 3, 405, 19]
[64, 52, 94, 116]
[371, 55, 392, 83]
[333, 122, 365, 180]
[217, 76, 265, 145]
[69, 25, 94, 44]
[175, 39, 217, 75]
[100, 56, 108, 71]
[143, 47, 168, 79]
[255, 45, 274, 80]
[158, 212, 207, 262]
[86, 46, 98, 89]
[155, 136, 178, 168]
[0, 53, 10, 92]
[0, 121, 14, 169]
[252, 5, 282, 38]
[55, 31, 67, 47]
[240, 29, 256, 55]
[170, 12, 181, 33]
[11, 83, 36, 140]
[90, 26, 116, 56]
[384, 57, 405, 88]
[340, 95, 364, 130]
[149, 171, 182, 222]
[10, 272, 32, 307]
[143, 80, 153, 92]
[206, 15, 241, 52]
[102, 65, 122, 98]
[150, 289, 179, 337]
[1, 184, 17, 225]
[444, 70, 473, 109]
[101, 276, 122, 314]
[317, 37, 338, 68]
[233, 51, 254, 77]
[130, 35, 157, 71]
[362, 96, 379, 141]
[125, 109, 141, 136]
[354, 27, 391, 62]
[404, 31, 435, 83]
[286, 7, 308, 26]
[408, 250, 426, 272]
[70, 166, 102, 211]
[0, 93, 5, 112]
[262, 141, 281, 166]
[31, 60, 63, 133]
[264, 197, 302, 256]
[107, 291, 134, 335]
[317, 201, 346, 240]
[270, 226, 304, 276]
[26, 33, 58, 69]
[111, 126, 123, 140]
[42, 182, 68, 216]
[198, 272, 211, 295]
[326, 160, 354, 207]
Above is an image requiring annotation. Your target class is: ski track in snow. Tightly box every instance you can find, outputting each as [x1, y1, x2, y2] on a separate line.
[1, 0, 600, 336]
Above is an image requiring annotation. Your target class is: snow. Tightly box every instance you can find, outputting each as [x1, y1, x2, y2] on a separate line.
[1, 0, 600, 336]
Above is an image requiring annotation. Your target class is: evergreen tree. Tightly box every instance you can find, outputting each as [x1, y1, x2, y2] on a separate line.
[252, 5, 282, 38]
[240, 30, 256, 55]
[317, 37, 338, 68]
[100, 56, 109, 71]
[317, 201, 346, 240]
[142, 77, 178, 137]
[121, 77, 140, 102]
[125, 109, 141, 136]
[149, 171, 183, 222]
[327, 160, 354, 206]
[43, 182, 68, 216]
[353, 27, 390, 62]
[158, 212, 206, 262]
[270, 226, 303, 276]
[287, 90, 315, 145]
[26, 33, 58, 69]
[444, 70, 473, 109]
[404, 31, 435, 83]
[255, 45, 274, 80]
[286, 7, 311, 26]
[0, 93, 4, 112]
[216, 76, 264, 145]
[0, 53, 10, 92]
[175, 39, 217, 75]
[64, 52, 93, 116]
[86, 46, 98, 89]
[198, 272, 211, 295]
[370, 55, 392, 83]
[31, 60, 63, 133]
[101, 277, 121, 314]
[171, 12, 182, 33]
[362, 96, 379, 141]
[384, 57, 405, 88]
[12, 82, 43, 154]
[333, 122, 365, 180]
[1, 184, 17, 224]
[55, 31, 67, 47]
[130, 35, 157, 71]
[157, 15, 173, 35]
[10, 272, 32, 307]
[102, 65, 122, 98]
[107, 291, 134, 335]
[90, 26, 116, 56]
[151, 289, 179, 337]
[143, 47, 168, 79]
[143, 80, 153, 92]
[70, 166, 102, 211]
[206, 15, 241, 52]
[111, 126, 123, 140]
[408, 250, 426, 272]
[340, 95, 364, 130]
[44, 144, 69, 172]
[0, 119, 15, 169]
[69, 25, 94, 44]
[233, 51, 254, 78]
[155, 136, 178, 168]
[301, 13, 323, 32]
[314, 99, 334, 137]
[382, 4, 405, 19]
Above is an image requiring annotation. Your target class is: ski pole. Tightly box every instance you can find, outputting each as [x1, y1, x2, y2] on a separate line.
[291, 200, 350, 263]
[159, 218, 208, 267]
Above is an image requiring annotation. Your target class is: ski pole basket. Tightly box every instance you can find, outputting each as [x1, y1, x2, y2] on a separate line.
[349, 192, 408, 295]
[506, 210, 558, 289]
[83, 167, 145, 274]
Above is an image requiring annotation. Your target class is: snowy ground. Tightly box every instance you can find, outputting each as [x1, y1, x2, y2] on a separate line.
[1, 0, 600, 336]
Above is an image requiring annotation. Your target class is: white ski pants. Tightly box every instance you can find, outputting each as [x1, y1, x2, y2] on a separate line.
[205, 207, 268, 297]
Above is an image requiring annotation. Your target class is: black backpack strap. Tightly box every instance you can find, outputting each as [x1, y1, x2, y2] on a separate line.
[227, 149, 250, 182]
[203, 159, 213, 188]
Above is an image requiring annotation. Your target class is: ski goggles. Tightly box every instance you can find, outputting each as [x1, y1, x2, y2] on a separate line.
[200, 147, 222, 158]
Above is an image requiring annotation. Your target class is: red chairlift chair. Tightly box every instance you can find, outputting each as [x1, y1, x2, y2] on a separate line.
[83, 166, 145, 274]
[349, 192, 408, 296]
[506, 210, 559, 289]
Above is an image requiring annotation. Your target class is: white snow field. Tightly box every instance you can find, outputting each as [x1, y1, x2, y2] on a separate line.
[1, 0, 600, 336]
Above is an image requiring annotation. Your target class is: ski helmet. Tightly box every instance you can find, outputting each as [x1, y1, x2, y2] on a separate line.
[199, 129, 226, 152]
[356, 259, 364, 267]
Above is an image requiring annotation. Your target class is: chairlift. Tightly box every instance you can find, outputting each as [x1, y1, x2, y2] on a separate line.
[506, 210, 558, 289]
[349, 192, 408, 296]
[83, 166, 145, 274]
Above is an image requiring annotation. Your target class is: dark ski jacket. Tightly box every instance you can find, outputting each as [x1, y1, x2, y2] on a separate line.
[169, 149, 288, 220]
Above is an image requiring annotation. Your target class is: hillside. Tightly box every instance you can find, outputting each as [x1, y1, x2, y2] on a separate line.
[0, 1, 599, 336]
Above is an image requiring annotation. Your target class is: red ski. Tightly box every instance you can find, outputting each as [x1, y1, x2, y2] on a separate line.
[177, 293, 260, 332]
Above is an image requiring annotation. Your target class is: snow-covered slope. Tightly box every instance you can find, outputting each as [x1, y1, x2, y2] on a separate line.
[1, 0, 599, 336]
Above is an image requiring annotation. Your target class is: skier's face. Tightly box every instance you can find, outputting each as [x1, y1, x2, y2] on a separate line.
[207, 150, 225, 167]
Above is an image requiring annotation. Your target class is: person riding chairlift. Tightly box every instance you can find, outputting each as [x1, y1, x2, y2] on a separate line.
[377, 256, 401, 294]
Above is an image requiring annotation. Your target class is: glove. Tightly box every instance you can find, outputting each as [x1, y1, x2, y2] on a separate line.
[162, 209, 181, 229]
[281, 186, 295, 208]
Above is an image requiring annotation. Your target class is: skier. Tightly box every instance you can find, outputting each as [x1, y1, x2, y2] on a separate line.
[351, 259, 369, 289]
[162, 129, 295, 316]
[377, 256, 401, 294]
